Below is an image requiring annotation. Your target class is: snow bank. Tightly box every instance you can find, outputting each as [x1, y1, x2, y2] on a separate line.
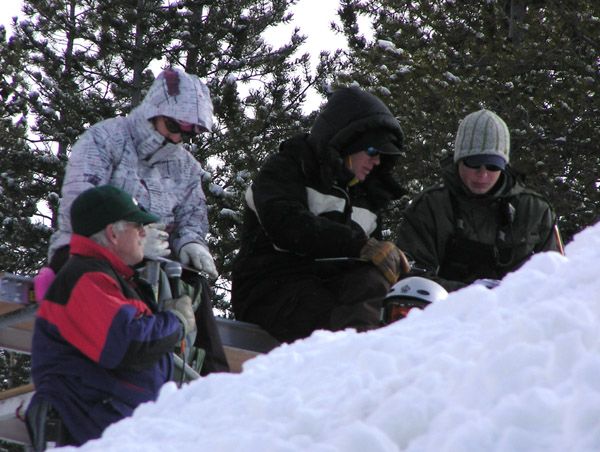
[72, 222, 600, 452]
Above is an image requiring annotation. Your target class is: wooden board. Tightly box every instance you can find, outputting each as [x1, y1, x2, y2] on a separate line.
[0, 273, 281, 445]
[223, 345, 261, 373]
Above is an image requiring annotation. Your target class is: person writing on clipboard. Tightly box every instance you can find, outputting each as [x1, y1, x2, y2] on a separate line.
[231, 87, 411, 343]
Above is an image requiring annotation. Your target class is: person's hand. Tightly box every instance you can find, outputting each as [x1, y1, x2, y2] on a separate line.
[164, 295, 196, 335]
[473, 278, 501, 289]
[179, 243, 218, 279]
[33, 267, 56, 302]
[360, 238, 411, 284]
[143, 223, 170, 259]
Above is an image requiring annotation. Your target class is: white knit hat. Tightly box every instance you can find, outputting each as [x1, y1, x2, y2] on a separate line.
[454, 109, 510, 166]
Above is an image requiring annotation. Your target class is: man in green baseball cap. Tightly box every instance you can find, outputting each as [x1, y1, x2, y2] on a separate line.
[71, 184, 159, 236]
[70, 185, 159, 266]
[71, 185, 158, 265]
[27, 184, 196, 447]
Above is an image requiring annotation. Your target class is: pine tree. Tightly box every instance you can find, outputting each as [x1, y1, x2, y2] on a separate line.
[0, 20, 53, 274]
[1, 0, 338, 313]
[331, 0, 600, 242]
[158, 0, 334, 311]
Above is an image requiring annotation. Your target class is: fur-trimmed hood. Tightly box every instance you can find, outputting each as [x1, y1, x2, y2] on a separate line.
[308, 87, 403, 158]
[307, 86, 406, 202]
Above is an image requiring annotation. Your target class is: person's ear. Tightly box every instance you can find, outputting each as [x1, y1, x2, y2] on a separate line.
[105, 224, 119, 245]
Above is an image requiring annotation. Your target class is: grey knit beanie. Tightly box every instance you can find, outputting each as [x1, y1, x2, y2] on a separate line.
[454, 109, 510, 165]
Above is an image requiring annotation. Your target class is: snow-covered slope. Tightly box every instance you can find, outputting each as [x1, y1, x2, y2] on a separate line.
[73, 222, 600, 452]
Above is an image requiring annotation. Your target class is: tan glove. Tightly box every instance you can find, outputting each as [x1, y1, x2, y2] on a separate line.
[164, 295, 197, 335]
[360, 238, 411, 284]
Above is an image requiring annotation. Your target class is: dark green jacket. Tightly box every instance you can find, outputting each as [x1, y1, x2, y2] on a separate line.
[396, 160, 559, 291]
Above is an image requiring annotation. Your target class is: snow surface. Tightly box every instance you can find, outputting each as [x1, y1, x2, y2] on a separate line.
[67, 222, 600, 451]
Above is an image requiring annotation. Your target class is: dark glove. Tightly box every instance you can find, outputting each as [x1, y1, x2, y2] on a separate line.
[360, 238, 411, 284]
[164, 295, 197, 335]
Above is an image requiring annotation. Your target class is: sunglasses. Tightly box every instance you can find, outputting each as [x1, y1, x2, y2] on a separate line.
[462, 159, 502, 172]
[366, 146, 381, 157]
[124, 221, 145, 232]
[163, 116, 204, 136]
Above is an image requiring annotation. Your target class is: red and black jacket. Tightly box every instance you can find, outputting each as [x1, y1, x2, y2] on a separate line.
[30, 234, 183, 445]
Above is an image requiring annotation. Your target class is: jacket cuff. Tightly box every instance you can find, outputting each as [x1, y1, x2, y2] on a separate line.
[348, 237, 369, 258]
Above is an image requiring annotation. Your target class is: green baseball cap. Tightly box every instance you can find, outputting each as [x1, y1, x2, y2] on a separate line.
[71, 185, 159, 237]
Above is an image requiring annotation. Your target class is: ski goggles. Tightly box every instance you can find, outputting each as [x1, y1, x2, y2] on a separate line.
[163, 116, 205, 136]
[381, 298, 429, 324]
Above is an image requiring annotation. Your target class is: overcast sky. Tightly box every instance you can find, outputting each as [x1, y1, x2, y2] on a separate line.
[0, 0, 346, 111]
[0, 0, 345, 56]
[0, 1, 22, 30]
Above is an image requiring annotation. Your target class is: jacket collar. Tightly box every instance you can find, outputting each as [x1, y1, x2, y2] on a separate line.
[69, 234, 135, 279]
[126, 107, 183, 164]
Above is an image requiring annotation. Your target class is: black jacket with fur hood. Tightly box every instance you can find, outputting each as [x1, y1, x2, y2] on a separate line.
[231, 87, 404, 319]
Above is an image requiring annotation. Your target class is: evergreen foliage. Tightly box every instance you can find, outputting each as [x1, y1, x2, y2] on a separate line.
[0, 1, 330, 433]
[0, 20, 53, 273]
[0, 0, 336, 303]
[0, 350, 30, 390]
[330, 0, 600, 242]
[0, 348, 31, 451]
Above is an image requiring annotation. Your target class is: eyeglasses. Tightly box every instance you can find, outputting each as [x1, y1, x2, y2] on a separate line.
[163, 116, 204, 137]
[125, 221, 145, 232]
[462, 160, 502, 172]
[366, 146, 380, 157]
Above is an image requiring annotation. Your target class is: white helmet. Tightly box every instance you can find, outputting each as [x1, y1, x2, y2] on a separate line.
[382, 277, 448, 323]
[386, 277, 448, 304]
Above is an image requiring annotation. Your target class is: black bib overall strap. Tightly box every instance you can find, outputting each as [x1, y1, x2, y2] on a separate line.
[183, 271, 231, 375]
[26, 398, 76, 451]
[439, 192, 516, 284]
